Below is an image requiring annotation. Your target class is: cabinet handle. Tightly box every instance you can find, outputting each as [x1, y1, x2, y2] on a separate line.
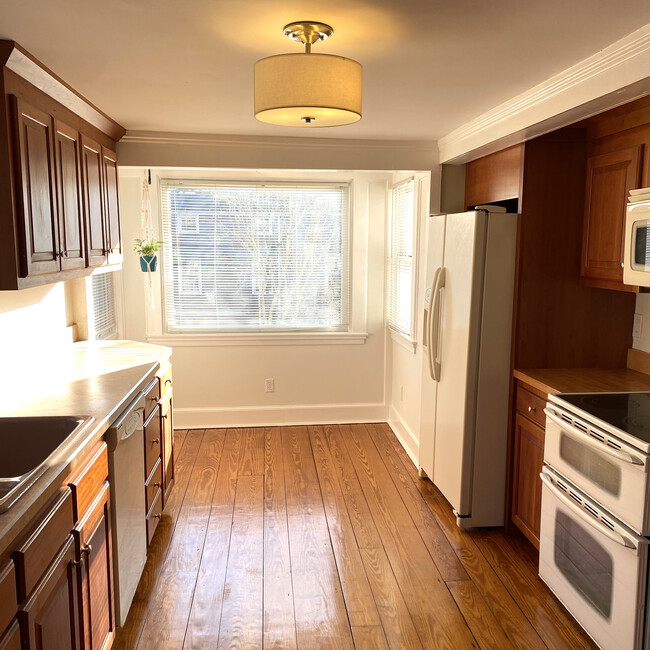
[154, 513, 162, 520]
[152, 438, 160, 445]
[73, 558, 83, 567]
[154, 482, 162, 488]
[83, 543, 92, 555]
[528, 406, 536, 413]
[165, 379, 172, 385]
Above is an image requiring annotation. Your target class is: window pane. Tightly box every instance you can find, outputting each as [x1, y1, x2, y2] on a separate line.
[388, 179, 415, 336]
[161, 182, 349, 332]
[92, 273, 117, 340]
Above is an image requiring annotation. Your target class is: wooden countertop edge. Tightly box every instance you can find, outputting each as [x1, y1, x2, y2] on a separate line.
[0, 352, 170, 559]
[512, 370, 560, 396]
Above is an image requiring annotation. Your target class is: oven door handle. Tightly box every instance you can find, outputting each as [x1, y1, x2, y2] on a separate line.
[544, 408, 645, 467]
[540, 472, 638, 551]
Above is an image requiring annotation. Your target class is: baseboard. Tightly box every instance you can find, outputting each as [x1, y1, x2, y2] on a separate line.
[387, 405, 419, 467]
[174, 402, 389, 429]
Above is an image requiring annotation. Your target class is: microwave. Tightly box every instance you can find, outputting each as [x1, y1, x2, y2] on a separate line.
[624, 188, 650, 287]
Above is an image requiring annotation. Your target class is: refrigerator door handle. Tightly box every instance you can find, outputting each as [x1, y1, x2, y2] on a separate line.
[430, 267, 446, 381]
[427, 267, 440, 380]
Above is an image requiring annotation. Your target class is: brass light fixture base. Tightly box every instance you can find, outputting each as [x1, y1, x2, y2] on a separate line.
[283, 22, 334, 47]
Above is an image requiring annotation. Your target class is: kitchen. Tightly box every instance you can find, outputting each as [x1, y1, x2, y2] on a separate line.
[1, 2, 650, 649]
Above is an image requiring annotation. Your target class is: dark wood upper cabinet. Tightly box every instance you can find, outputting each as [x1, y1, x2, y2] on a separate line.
[581, 145, 643, 291]
[101, 147, 121, 262]
[81, 136, 107, 268]
[0, 41, 125, 289]
[54, 120, 85, 270]
[11, 96, 60, 277]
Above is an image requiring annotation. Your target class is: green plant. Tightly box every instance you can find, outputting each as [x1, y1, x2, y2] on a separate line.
[133, 238, 163, 256]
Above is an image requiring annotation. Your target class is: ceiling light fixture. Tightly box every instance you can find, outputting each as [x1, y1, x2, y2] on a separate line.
[254, 21, 362, 128]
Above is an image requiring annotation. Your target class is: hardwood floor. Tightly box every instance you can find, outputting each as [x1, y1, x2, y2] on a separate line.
[115, 423, 596, 650]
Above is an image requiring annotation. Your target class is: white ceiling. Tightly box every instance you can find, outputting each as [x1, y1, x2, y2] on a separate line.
[1, 0, 649, 141]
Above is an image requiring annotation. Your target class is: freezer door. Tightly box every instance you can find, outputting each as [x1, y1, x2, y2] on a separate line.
[418, 214, 445, 480]
[432, 211, 487, 517]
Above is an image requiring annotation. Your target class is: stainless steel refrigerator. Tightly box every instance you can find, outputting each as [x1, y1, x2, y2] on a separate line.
[418, 207, 517, 528]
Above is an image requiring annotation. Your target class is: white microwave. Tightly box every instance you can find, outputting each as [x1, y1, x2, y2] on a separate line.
[624, 188, 650, 287]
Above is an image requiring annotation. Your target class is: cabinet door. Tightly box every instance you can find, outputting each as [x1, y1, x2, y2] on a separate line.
[581, 146, 643, 290]
[73, 483, 114, 650]
[161, 395, 174, 504]
[19, 536, 80, 650]
[11, 96, 60, 277]
[101, 148, 121, 262]
[511, 413, 545, 549]
[80, 136, 106, 267]
[54, 121, 85, 270]
[0, 620, 20, 650]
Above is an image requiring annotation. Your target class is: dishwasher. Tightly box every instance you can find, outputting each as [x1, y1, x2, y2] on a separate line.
[106, 388, 148, 627]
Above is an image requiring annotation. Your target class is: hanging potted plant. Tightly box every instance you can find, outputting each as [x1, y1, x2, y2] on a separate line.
[134, 238, 163, 272]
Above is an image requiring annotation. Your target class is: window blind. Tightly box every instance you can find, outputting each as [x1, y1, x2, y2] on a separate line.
[387, 179, 415, 337]
[160, 180, 350, 332]
[91, 272, 117, 340]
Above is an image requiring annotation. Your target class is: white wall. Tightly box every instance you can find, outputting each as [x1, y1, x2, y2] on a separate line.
[386, 171, 434, 463]
[119, 168, 400, 428]
[0, 283, 73, 362]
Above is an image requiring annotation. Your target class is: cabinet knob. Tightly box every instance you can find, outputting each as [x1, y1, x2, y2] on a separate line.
[83, 543, 92, 555]
[528, 405, 536, 413]
[161, 413, 168, 420]
[154, 513, 162, 520]
[165, 379, 172, 385]
[152, 438, 160, 445]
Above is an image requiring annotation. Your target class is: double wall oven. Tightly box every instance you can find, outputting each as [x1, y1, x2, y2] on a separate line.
[540, 392, 650, 650]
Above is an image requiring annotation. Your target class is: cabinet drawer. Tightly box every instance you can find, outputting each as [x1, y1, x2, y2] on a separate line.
[145, 458, 163, 513]
[66, 441, 108, 522]
[0, 561, 17, 636]
[0, 620, 20, 650]
[158, 363, 172, 400]
[146, 490, 162, 547]
[143, 378, 160, 423]
[516, 385, 547, 428]
[13, 488, 74, 601]
[144, 404, 162, 480]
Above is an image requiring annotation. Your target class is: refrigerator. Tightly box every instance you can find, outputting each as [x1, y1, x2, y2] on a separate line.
[419, 207, 517, 528]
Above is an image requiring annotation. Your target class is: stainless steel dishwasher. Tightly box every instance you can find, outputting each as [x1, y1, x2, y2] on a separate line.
[106, 389, 147, 627]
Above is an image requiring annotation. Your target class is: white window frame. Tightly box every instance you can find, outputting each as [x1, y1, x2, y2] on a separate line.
[387, 177, 419, 350]
[141, 169, 370, 346]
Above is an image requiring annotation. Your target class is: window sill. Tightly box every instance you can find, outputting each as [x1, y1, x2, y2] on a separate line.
[389, 327, 416, 353]
[146, 331, 368, 347]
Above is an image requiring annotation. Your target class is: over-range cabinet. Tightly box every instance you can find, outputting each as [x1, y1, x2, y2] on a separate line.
[0, 41, 125, 290]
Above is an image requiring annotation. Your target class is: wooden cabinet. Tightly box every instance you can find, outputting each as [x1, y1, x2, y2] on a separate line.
[510, 382, 546, 549]
[101, 148, 121, 263]
[81, 136, 107, 268]
[581, 146, 643, 291]
[11, 96, 60, 277]
[0, 621, 20, 650]
[18, 536, 80, 650]
[73, 483, 114, 650]
[54, 121, 85, 271]
[0, 41, 125, 289]
[159, 364, 174, 505]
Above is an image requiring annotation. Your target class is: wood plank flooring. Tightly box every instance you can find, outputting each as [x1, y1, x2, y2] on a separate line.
[115, 423, 596, 650]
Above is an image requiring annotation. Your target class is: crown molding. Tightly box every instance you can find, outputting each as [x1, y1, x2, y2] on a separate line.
[439, 23, 650, 164]
[121, 130, 437, 153]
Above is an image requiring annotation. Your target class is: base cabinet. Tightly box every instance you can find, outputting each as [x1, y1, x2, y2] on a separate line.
[18, 537, 80, 650]
[0, 621, 20, 650]
[510, 382, 547, 549]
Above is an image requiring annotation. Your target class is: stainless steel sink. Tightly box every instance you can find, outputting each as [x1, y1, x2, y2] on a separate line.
[0, 416, 95, 512]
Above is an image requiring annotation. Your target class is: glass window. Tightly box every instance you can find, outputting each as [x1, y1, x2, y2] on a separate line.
[387, 179, 415, 337]
[160, 180, 350, 332]
[91, 272, 117, 340]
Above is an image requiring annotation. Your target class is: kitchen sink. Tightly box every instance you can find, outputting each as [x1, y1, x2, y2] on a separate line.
[0, 415, 95, 512]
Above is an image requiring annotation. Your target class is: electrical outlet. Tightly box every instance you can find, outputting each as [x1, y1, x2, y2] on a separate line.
[634, 313, 644, 339]
[265, 378, 275, 393]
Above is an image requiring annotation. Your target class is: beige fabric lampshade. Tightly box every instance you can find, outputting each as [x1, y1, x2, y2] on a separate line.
[254, 53, 362, 127]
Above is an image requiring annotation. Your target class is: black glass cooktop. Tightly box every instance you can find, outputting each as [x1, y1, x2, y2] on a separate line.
[558, 392, 650, 444]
